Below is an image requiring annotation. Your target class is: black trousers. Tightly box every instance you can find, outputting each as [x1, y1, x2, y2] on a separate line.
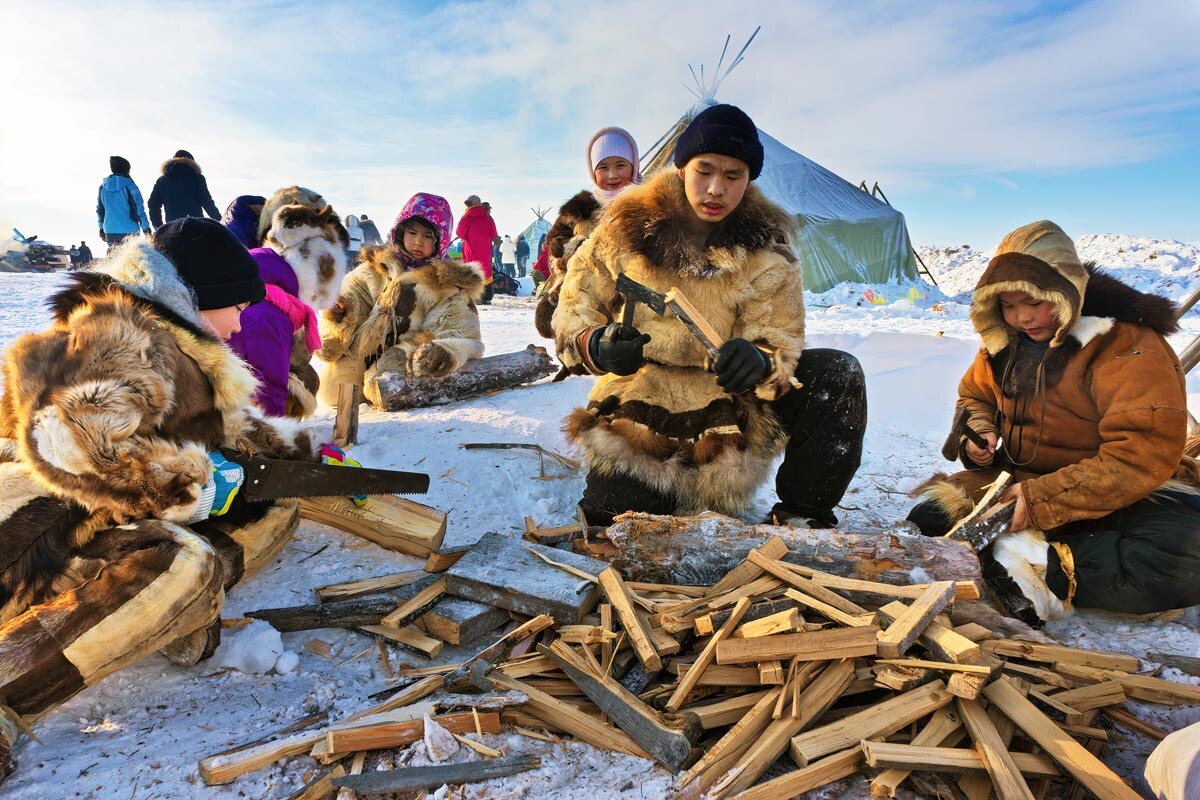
[581, 348, 867, 525]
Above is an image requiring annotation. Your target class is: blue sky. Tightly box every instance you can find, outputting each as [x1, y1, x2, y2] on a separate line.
[2, 0, 1198, 252]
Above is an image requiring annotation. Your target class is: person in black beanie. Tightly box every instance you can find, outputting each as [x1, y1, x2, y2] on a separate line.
[96, 154, 152, 249]
[147, 148, 223, 229]
[551, 103, 867, 528]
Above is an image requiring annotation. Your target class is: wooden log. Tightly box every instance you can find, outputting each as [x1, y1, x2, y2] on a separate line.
[331, 383, 361, 446]
[543, 641, 700, 772]
[983, 677, 1142, 800]
[423, 545, 469, 573]
[694, 599, 798, 637]
[956, 697, 1036, 800]
[725, 747, 862, 800]
[1147, 651, 1200, 676]
[667, 597, 751, 711]
[598, 567, 662, 672]
[331, 755, 541, 794]
[873, 602, 983, 664]
[983, 640, 1140, 671]
[356, 625, 443, 659]
[247, 598, 398, 632]
[299, 494, 446, 557]
[380, 577, 445, 628]
[446, 533, 606, 625]
[716, 626, 880, 665]
[602, 513, 981, 586]
[863, 741, 1059, 779]
[789, 680, 953, 767]
[324, 711, 499, 756]
[316, 570, 428, 603]
[875, 582, 957, 659]
[367, 344, 557, 410]
[870, 706, 964, 798]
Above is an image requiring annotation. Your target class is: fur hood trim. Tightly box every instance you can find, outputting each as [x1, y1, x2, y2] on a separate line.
[360, 248, 485, 303]
[262, 204, 349, 311]
[61, 241, 201, 327]
[161, 156, 201, 175]
[603, 170, 797, 279]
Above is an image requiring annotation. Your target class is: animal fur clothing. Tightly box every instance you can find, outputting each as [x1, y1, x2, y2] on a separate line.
[552, 170, 807, 516]
[535, 190, 603, 340]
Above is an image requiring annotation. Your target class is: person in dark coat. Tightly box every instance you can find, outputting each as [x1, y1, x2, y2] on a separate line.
[358, 214, 383, 246]
[147, 150, 222, 229]
[516, 235, 530, 277]
[221, 195, 267, 249]
[77, 241, 92, 266]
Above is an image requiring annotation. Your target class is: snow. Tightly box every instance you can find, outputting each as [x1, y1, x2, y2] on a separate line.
[2, 233, 1200, 798]
[212, 620, 294, 676]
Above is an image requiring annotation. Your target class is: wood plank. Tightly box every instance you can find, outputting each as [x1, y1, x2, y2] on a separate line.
[446, 533, 606, 625]
[1053, 662, 1200, 705]
[958, 680, 1024, 800]
[725, 748, 862, 800]
[599, 567, 662, 672]
[757, 661, 785, 685]
[316, 570, 427, 603]
[687, 690, 773, 729]
[381, 576, 446, 628]
[423, 545, 469, 573]
[717, 625, 880, 665]
[876, 581, 956, 659]
[781, 561, 981, 601]
[665, 662, 763, 687]
[200, 729, 327, 785]
[863, 741, 1059, 779]
[953, 622, 995, 641]
[1147, 651, 1200, 676]
[247, 597, 397, 632]
[709, 535, 790, 596]
[1101, 705, 1167, 741]
[782, 588, 874, 627]
[876, 658, 992, 675]
[634, 609, 681, 656]
[789, 680, 953, 767]
[956, 697, 1036, 800]
[356, 625, 443, 659]
[331, 754, 540, 794]
[1050, 680, 1126, 712]
[983, 676, 1142, 800]
[731, 608, 803, 639]
[694, 599, 797, 637]
[676, 688, 782, 794]
[289, 764, 346, 800]
[876, 600, 981, 664]
[667, 597, 751, 711]
[984, 640, 1140, 671]
[870, 706, 965, 798]
[299, 494, 446, 557]
[745, 549, 868, 615]
[324, 711, 499, 757]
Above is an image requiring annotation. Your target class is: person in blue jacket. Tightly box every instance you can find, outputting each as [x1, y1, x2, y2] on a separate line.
[96, 155, 151, 249]
[147, 149, 222, 228]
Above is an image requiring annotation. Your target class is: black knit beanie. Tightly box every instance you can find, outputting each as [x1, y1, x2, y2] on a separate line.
[174, 149, 194, 159]
[672, 104, 764, 180]
[152, 218, 265, 311]
[109, 155, 131, 176]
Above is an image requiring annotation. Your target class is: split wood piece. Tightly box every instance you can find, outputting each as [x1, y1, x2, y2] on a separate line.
[789, 680, 953, 767]
[874, 666, 936, 693]
[782, 563, 981, 602]
[947, 671, 989, 700]
[944, 470, 1013, 539]
[423, 545, 469, 573]
[1053, 662, 1200, 705]
[1101, 705, 1168, 741]
[958, 681, 1024, 800]
[758, 661, 785, 685]
[705, 576, 782, 611]
[725, 747, 862, 800]
[324, 711, 500, 757]
[863, 741, 1060, 779]
[523, 515, 587, 545]
[489, 671, 650, 758]
[708, 536, 790, 597]
[983, 640, 1139, 672]
[984, 676, 1142, 800]
[1067, 739, 1107, 800]
[707, 659, 857, 799]
[331, 754, 541, 794]
[956, 696, 1036, 800]
[876, 581, 956, 658]
[628, 582, 709, 598]
[543, 641, 701, 772]
[334, 752, 366, 800]
[200, 728, 329, 785]
[633, 609, 682, 656]
[1057, 723, 1109, 742]
[1028, 689, 1084, 723]
[782, 588, 874, 628]
[418, 597, 508, 647]
[316, 570, 428, 603]
[380, 577, 446, 628]
[495, 653, 560, 681]
[310, 703, 437, 762]
[874, 603, 982, 665]
[447, 533, 606, 625]
[1050, 680, 1126, 713]
[694, 599, 797, 637]
[675, 688, 783, 796]
[247, 597, 398, 632]
[745, 549, 868, 616]
[289, 764, 347, 800]
[602, 513, 982, 587]
[667, 597, 751, 711]
[1001, 662, 1074, 689]
[870, 706, 965, 798]
[559, 625, 620, 646]
[368, 344, 557, 410]
[665, 663, 764, 687]
[356, 625, 443, 659]
[663, 286, 726, 356]
[874, 658, 992, 675]
[600, 604, 614, 678]
[687, 690, 773, 729]
[953, 622, 994, 641]
[716, 625, 880, 665]
[299, 494, 446, 558]
[1147, 651, 1200, 676]
[599, 567, 663, 672]
[331, 383, 361, 447]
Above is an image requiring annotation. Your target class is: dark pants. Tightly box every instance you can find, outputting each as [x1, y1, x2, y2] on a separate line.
[581, 348, 867, 525]
[104, 233, 129, 249]
[517, 256, 528, 277]
[480, 283, 494, 305]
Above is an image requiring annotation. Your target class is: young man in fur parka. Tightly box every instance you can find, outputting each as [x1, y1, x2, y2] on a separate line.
[317, 193, 485, 408]
[552, 104, 867, 526]
[0, 222, 323, 778]
[907, 220, 1200, 624]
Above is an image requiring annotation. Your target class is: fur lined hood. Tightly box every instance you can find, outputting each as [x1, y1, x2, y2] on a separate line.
[161, 156, 201, 176]
[358, 246, 485, 303]
[65, 239, 205, 329]
[602, 169, 797, 280]
[261, 204, 349, 311]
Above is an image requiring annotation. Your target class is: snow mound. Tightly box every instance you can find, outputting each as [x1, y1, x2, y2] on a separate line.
[211, 619, 294, 674]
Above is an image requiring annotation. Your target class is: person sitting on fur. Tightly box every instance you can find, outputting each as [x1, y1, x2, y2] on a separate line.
[317, 192, 485, 407]
[552, 104, 867, 526]
[0, 221, 333, 780]
[228, 201, 348, 417]
[535, 126, 640, 339]
[907, 220, 1200, 625]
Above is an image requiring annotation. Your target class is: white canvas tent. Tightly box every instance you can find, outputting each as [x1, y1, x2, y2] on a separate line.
[518, 207, 552, 252]
[641, 33, 921, 293]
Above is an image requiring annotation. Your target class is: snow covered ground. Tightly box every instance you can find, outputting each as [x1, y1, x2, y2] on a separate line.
[1, 233, 1199, 798]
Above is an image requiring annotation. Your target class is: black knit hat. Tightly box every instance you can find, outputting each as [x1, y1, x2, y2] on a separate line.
[174, 149, 194, 159]
[109, 155, 131, 176]
[672, 104, 764, 180]
[152, 218, 265, 311]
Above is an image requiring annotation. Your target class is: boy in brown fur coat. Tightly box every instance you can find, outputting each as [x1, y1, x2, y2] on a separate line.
[908, 220, 1200, 623]
[552, 104, 867, 525]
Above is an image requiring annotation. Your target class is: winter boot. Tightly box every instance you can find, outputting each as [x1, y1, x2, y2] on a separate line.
[764, 502, 837, 529]
[983, 530, 1069, 627]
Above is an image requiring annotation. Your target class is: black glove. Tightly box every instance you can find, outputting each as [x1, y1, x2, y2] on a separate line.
[715, 338, 771, 393]
[98, 229, 106, 243]
[589, 323, 650, 376]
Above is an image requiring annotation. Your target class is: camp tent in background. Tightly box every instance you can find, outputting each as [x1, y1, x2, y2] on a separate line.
[519, 207, 552, 252]
[640, 30, 922, 293]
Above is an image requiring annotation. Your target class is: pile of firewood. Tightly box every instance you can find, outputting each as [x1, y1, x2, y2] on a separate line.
[199, 515, 1199, 798]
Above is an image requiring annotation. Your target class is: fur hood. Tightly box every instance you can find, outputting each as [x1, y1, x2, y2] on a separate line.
[262, 204, 349, 310]
[603, 169, 797, 280]
[72, 239, 204, 329]
[358, 246, 485, 303]
[161, 156, 201, 175]
[548, 191, 602, 259]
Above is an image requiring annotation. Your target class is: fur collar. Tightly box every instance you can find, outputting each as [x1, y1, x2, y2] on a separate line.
[604, 170, 796, 279]
[361, 248, 485, 302]
[263, 204, 348, 310]
[559, 191, 601, 225]
[161, 156, 201, 175]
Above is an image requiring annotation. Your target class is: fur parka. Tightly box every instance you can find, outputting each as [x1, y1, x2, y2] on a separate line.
[534, 190, 603, 339]
[0, 241, 320, 622]
[552, 170, 805, 515]
[316, 246, 485, 405]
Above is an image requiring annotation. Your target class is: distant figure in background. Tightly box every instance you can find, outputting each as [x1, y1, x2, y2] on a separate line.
[500, 234, 517, 277]
[96, 155, 152, 249]
[77, 241, 93, 268]
[222, 195, 267, 248]
[147, 150, 221, 229]
[358, 213, 383, 246]
[456, 195, 499, 304]
[345, 214, 364, 264]
[68, 245, 80, 270]
[515, 234, 530, 277]
[532, 236, 549, 289]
